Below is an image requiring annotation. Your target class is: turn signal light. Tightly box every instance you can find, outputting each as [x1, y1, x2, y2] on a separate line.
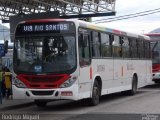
[61, 91, 73, 96]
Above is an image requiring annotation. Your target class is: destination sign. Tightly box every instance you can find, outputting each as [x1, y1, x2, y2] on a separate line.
[15, 22, 75, 35]
[23, 24, 69, 32]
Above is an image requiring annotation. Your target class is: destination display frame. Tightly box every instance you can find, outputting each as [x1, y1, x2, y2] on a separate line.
[15, 21, 76, 35]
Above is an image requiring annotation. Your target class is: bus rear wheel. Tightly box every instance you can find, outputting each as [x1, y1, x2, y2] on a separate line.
[34, 100, 47, 107]
[129, 75, 138, 95]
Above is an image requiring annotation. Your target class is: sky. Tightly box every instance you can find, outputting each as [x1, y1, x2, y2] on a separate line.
[93, 0, 160, 34]
[1, 0, 160, 35]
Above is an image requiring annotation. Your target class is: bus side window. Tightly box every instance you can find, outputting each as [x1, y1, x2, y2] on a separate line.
[149, 42, 152, 59]
[145, 41, 151, 59]
[130, 38, 138, 58]
[122, 37, 130, 58]
[109, 34, 114, 57]
[78, 30, 91, 67]
[112, 35, 122, 58]
[100, 33, 112, 57]
[128, 38, 132, 58]
[92, 31, 101, 57]
[137, 39, 144, 58]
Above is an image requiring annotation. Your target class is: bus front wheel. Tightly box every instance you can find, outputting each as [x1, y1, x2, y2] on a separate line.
[89, 80, 100, 106]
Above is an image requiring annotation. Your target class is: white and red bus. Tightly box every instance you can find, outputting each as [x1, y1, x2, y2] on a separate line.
[146, 33, 160, 83]
[12, 19, 152, 107]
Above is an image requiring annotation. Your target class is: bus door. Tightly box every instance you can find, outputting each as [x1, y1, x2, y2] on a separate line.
[78, 28, 92, 98]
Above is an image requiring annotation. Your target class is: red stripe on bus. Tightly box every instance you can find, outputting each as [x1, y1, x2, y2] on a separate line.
[122, 66, 123, 77]
[16, 74, 70, 89]
[90, 67, 92, 80]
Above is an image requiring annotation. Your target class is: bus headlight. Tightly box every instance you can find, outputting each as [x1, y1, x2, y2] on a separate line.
[12, 78, 26, 88]
[60, 76, 77, 88]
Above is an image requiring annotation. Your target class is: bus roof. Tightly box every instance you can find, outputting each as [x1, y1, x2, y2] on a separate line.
[145, 33, 160, 42]
[19, 18, 150, 40]
[77, 20, 150, 40]
[145, 33, 160, 36]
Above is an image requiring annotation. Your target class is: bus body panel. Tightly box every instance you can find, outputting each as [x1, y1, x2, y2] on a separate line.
[12, 81, 79, 100]
[91, 59, 114, 95]
[78, 66, 92, 99]
[91, 59, 152, 96]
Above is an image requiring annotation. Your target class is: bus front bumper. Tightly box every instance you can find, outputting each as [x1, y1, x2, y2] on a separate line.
[152, 72, 160, 80]
[12, 84, 79, 101]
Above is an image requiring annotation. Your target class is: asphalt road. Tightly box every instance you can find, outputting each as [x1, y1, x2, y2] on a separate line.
[1, 83, 160, 120]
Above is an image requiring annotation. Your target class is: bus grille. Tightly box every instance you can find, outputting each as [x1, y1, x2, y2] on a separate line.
[31, 90, 54, 96]
[27, 76, 62, 82]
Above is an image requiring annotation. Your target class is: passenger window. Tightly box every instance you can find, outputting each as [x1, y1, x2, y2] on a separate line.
[92, 31, 101, 57]
[137, 40, 144, 58]
[130, 39, 138, 58]
[145, 41, 151, 59]
[121, 37, 130, 58]
[100, 33, 112, 57]
[78, 29, 91, 67]
[112, 35, 122, 58]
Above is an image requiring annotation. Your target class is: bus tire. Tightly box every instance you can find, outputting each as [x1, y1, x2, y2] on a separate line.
[129, 75, 138, 95]
[88, 80, 100, 106]
[34, 100, 47, 107]
[154, 81, 160, 84]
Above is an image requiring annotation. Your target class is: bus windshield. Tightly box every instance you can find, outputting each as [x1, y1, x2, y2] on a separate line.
[13, 35, 76, 74]
[151, 41, 160, 64]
